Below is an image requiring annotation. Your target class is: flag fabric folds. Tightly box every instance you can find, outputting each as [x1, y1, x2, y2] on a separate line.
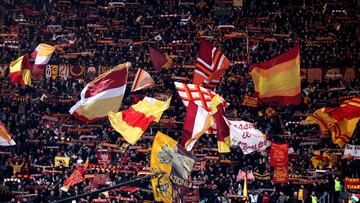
[211, 94, 231, 153]
[149, 47, 173, 70]
[150, 131, 196, 203]
[174, 82, 226, 134]
[61, 159, 89, 192]
[330, 97, 360, 121]
[0, 121, 16, 146]
[108, 97, 171, 145]
[306, 97, 360, 147]
[225, 118, 268, 155]
[180, 101, 215, 151]
[193, 40, 230, 89]
[70, 62, 130, 122]
[31, 43, 55, 73]
[249, 43, 301, 105]
[130, 68, 155, 92]
[9, 54, 31, 86]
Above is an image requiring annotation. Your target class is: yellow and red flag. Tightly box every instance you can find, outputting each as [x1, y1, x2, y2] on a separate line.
[9, 54, 31, 86]
[211, 94, 231, 153]
[249, 43, 301, 105]
[0, 121, 16, 146]
[31, 43, 55, 73]
[108, 97, 171, 144]
[61, 159, 89, 192]
[306, 97, 360, 147]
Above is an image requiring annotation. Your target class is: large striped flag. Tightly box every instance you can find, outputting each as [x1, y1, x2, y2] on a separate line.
[0, 121, 16, 146]
[211, 94, 231, 153]
[31, 43, 55, 73]
[180, 101, 215, 151]
[306, 97, 360, 147]
[61, 159, 89, 192]
[174, 82, 226, 134]
[249, 43, 301, 105]
[193, 40, 230, 89]
[130, 68, 155, 92]
[70, 62, 130, 122]
[108, 97, 171, 144]
[9, 54, 31, 86]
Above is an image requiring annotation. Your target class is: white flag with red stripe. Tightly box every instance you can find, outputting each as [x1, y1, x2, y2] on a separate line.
[193, 40, 230, 89]
[174, 82, 226, 134]
[70, 62, 130, 122]
[180, 101, 215, 151]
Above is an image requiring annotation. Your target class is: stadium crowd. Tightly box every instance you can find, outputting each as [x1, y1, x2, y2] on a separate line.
[0, 0, 360, 202]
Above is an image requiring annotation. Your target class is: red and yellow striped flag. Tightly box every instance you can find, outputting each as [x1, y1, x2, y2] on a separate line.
[108, 97, 171, 144]
[306, 97, 360, 147]
[249, 43, 301, 105]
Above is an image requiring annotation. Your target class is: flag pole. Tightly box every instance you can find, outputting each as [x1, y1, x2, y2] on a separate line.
[52, 173, 162, 203]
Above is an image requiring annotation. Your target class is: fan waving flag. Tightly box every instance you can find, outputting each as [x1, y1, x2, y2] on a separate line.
[0, 121, 16, 146]
[61, 159, 89, 192]
[108, 97, 171, 144]
[31, 43, 55, 73]
[149, 47, 173, 70]
[249, 43, 301, 105]
[174, 82, 226, 134]
[9, 54, 31, 86]
[131, 68, 155, 92]
[180, 101, 215, 151]
[70, 62, 130, 122]
[193, 40, 230, 89]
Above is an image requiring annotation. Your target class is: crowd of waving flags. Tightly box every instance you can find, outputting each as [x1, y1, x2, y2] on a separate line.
[4, 39, 360, 201]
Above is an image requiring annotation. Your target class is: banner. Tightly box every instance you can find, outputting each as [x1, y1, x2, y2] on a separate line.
[343, 144, 360, 159]
[242, 95, 258, 107]
[273, 166, 289, 183]
[254, 172, 271, 181]
[54, 156, 70, 168]
[97, 153, 112, 165]
[226, 119, 268, 155]
[345, 177, 360, 190]
[270, 143, 288, 167]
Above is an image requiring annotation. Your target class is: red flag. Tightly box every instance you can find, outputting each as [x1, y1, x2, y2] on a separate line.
[270, 143, 288, 167]
[149, 47, 173, 70]
[193, 40, 230, 89]
[272, 166, 289, 183]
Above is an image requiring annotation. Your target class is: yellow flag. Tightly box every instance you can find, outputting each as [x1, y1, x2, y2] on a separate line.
[108, 97, 171, 145]
[55, 156, 70, 167]
[150, 131, 177, 203]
